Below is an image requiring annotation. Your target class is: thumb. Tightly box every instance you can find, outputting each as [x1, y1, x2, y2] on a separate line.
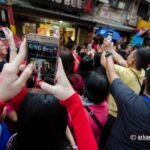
[39, 81, 55, 95]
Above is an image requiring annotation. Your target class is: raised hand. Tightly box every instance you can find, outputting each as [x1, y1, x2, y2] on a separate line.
[0, 39, 34, 101]
[40, 58, 75, 100]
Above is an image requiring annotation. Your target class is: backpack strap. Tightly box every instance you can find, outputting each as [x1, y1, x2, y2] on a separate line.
[84, 106, 103, 130]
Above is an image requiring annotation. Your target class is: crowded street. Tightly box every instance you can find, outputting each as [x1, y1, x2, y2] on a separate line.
[0, 0, 150, 150]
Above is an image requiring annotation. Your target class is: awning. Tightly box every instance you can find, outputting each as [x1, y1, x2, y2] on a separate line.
[93, 16, 134, 32]
[12, 1, 96, 27]
[12, 0, 134, 32]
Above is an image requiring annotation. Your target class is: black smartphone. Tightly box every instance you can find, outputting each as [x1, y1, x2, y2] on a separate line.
[26, 33, 59, 86]
[0, 30, 5, 39]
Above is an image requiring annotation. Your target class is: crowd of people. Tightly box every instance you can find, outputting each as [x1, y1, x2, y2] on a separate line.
[0, 27, 150, 150]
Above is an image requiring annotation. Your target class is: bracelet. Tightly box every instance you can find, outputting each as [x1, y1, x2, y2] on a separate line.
[71, 144, 78, 150]
[105, 51, 112, 57]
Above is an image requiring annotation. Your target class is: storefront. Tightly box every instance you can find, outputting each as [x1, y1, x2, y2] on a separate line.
[12, 0, 95, 46]
[0, 3, 16, 33]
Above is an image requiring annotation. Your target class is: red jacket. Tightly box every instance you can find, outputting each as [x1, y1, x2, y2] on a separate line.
[60, 93, 98, 150]
[0, 86, 27, 115]
[0, 90, 98, 150]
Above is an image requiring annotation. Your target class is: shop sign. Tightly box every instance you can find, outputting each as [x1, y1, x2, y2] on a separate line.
[30, 0, 84, 13]
[138, 20, 150, 28]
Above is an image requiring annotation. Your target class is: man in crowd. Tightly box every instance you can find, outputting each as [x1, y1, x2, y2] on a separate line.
[100, 40, 150, 148]
[104, 49, 150, 149]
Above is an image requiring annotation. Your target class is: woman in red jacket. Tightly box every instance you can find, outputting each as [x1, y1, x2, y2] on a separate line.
[0, 40, 98, 150]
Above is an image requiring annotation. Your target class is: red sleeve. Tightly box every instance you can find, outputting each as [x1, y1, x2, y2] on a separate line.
[0, 86, 27, 115]
[60, 93, 98, 150]
[9, 86, 27, 112]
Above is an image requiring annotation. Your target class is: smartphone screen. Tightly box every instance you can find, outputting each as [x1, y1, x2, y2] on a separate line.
[26, 34, 59, 85]
[107, 32, 113, 41]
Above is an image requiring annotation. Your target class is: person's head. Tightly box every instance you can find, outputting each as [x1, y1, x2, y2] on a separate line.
[127, 48, 150, 70]
[84, 71, 109, 104]
[94, 52, 102, 69]
[16, 93, 68, 150]
[65, 39, 75, 50]
[82, 42, 88, 49]
[60, 48, 74, 74]
[0, 41, 7, 59]
[79, 55, 93, 78]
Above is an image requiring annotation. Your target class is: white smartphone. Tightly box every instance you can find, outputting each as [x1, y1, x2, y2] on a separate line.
[26, 33, 59, 85]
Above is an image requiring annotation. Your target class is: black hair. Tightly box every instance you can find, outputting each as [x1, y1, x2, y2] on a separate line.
[26, 76, 35, 88]
[84, 71, 109, 104]
[60, 48, 74, 74]
[121, 43, 127, 50]
[65, 39, 75, 50]
[76, 46, 81, 54]
[94, 52, 102, 69]
[83, 42, 88, 48]
[136, 48, 150, 70]
[16, 94, 68, 150]
[78, 55, 93, 79]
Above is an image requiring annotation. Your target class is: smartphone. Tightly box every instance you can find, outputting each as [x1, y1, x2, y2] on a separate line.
[0, 30, 5, 39]
[106, 32, 113, 41]
[26, 33, 59, 86]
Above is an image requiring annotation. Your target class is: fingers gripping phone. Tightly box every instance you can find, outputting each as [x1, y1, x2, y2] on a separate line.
[26, 33, 59, 86]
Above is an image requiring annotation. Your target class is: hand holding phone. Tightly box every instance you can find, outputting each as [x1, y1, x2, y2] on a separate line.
[106, 32, 113, 42]
[26, 33, 59, 87]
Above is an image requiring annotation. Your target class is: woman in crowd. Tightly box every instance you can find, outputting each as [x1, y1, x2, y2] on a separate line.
[0, 40, 98, 150]
[83, 71, 109, 145]
[60, 48, 84, 95]
[78, 55, 94, 80]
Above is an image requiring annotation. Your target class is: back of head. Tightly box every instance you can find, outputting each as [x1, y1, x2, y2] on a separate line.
[16, 93, 68, 150]
[84, 71, 109, 104]
[136, 48, 150, 70]
[65, 38, 75, 50]
[79, 55, 94, 78]
[60, 48, 74, 74]
[80, 55, 93, 71]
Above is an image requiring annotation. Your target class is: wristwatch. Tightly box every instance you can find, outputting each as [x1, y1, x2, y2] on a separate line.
[105, 51, 112, 57]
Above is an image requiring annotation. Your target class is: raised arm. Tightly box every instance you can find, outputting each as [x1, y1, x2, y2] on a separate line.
[111, 49, 128, 67]
[0, 39, 34, 114]
[105, 50, 138, 108]
[40, 58, 98, 150]
[101, 39, 128, 68]
[104, 51, 119, 83]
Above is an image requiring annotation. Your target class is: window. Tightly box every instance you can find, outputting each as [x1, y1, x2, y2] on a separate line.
[137, 1, 149, 20]
[109, 0, 130, 10]
[0, 9, 9, 27]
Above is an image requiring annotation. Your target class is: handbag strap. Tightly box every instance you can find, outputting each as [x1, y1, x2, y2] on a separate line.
[84, 106, 103, 130]
[130, 69, 142, 87]
[130, 69, 145, 95]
